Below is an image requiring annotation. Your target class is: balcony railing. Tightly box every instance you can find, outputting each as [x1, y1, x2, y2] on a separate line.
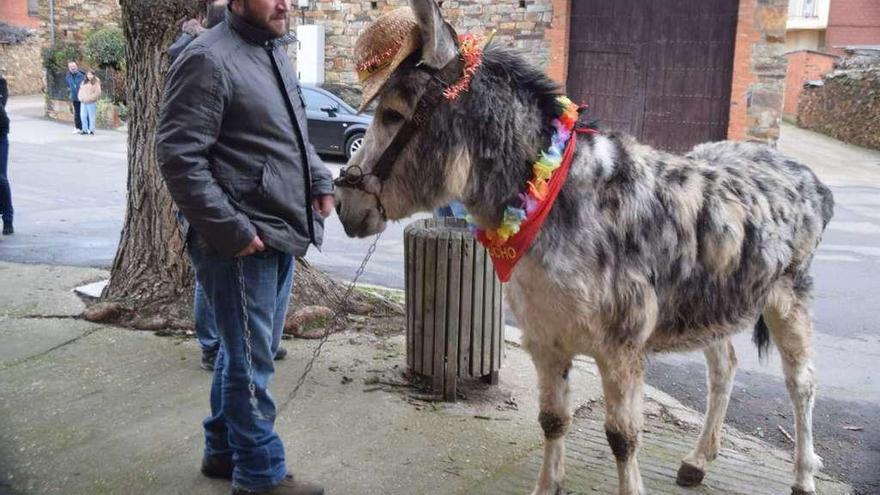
[789, 0, 819, 18]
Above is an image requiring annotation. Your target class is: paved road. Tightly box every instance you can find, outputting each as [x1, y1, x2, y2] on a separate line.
[645, 124, 880, 494]
[1, 96, 877, 492]
[0, 96, 425, 288]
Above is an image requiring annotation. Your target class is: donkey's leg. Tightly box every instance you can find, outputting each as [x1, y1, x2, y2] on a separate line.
[765, 295, 822, 495]
[529, 348, 574, 495]
[596, 353, 646, 495]
[677, 338, 738, 486]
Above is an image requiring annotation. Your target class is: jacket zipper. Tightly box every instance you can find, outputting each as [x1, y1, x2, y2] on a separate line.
[265, 44, 317, 245]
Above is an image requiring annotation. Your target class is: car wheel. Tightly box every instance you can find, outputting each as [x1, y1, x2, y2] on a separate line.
[345, 133, 364, 160]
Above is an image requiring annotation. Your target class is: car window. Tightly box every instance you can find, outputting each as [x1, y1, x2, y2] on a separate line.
[321, 84, 377, 114]
[301, 88, 338, 111]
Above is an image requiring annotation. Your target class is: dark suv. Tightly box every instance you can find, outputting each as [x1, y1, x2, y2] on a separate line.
[300, 83, 374, 160]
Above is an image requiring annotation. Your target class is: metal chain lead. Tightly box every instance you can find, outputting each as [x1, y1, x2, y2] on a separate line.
[280, 232, 383, 412]
[236, 257, 268, 421]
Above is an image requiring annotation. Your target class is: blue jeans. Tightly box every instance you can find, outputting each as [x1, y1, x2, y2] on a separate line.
[81, 102, 97, 133]
[433, 200, 466, 219]
[194, 281, 220, 356]
[187, 233, 294, 490]
[0, 135, 11, 225]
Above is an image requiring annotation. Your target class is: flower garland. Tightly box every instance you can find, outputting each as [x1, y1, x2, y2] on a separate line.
[468, 95, 581, 246]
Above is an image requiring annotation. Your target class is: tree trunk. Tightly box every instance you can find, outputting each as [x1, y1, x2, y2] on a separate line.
[100, 0, 201, 324]
[95, 1, 399, 329]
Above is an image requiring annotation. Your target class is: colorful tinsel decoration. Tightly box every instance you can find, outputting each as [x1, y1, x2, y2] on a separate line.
[468, 95, 580, 246]
[356, 38, 406, 82]
[444, 32, 493, 101]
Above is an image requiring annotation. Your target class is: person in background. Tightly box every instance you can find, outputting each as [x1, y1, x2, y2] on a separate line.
[168, 0, 228, 61]
[0, 74, 12, 235]
[77, 71, 102, 136]
[65, 61, 86, 134]
[167, 0, 287, 372]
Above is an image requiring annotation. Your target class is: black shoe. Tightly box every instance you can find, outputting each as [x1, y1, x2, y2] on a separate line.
[201, 455, 233, 480]
[201, 350, 217, 371]
[274, 346, 287, 361]
[231, 474, 324, 495]
[2, 223, 12, 235]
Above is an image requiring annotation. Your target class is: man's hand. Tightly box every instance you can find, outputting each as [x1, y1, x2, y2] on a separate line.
[181, 18, 206, 37]
[236, 235, 265, 257]
[312, 194, 335, 219]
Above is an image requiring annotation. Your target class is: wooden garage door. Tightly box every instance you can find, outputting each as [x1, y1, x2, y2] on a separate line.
[566, 0, 739, 153]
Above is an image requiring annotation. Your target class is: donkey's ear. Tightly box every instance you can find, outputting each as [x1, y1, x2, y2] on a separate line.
[410, 0, 458, 69]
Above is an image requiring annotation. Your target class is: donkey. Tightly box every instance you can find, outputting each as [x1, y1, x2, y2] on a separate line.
[335, 1, 834, 494]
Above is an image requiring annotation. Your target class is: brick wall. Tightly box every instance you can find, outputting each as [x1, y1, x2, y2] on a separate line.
[727, 0, 788, 144]
[0, 0, 41, 29]
[798, 67, 880, 150]
[826, 0, 880, 53]
[36, 0, 121, 45]
[783, 50, 838, 117]
[295, 0, 553, 85]
[544, 0, 569, 87]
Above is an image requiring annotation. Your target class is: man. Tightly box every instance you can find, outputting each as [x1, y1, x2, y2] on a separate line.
[167, 0, 289, 372]
[168, 0, 228, 61]
[157, 1, 332, 494]
[65, 61, 85, 134]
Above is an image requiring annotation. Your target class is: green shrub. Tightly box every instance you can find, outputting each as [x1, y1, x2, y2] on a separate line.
[42, 42, 82, 72]
[117, 102, 129, 122]
[84, 26, 125, 70]
[96, 97, 118, 129]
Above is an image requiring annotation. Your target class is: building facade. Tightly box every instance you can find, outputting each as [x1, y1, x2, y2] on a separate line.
[785, 0, 880, 53]
[301, 0, 788, 151]
[0, 0, 43, 95]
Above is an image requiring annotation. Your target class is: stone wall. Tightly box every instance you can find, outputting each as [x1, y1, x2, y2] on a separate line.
[798, 67, 880, 150]
[294, 0, 553, 85]
[36, 0, 121, 45]
[46, 97, 74, 123]
[727, 0, 789, 145]
[0, 38, 44, 95]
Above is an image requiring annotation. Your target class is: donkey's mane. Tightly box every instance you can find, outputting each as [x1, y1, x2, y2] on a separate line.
[447, 44, 563, 224]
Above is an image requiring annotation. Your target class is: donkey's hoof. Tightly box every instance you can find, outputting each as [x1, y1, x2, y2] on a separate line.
[676, 462, 705, 487]
[791, 488, 815, 495]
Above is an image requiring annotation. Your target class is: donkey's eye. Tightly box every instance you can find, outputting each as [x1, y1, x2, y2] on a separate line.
[382, 109, 405, 126]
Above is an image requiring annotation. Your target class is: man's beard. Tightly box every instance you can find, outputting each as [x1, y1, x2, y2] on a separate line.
[240, 0, 289, 37]
[205, 3, 227, 28]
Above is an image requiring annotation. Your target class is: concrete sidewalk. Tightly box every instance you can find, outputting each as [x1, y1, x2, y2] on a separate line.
[0, 262, 852, 495]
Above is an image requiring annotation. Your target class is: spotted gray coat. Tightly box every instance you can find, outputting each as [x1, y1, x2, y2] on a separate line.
[335, 2, 833, 493]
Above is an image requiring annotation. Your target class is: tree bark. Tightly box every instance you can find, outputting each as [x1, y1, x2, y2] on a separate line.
[97, 1, 399, 328]
[101, 0, 201, 323]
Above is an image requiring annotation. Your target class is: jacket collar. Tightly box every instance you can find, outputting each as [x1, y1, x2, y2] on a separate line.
[226, 8, 295, 48]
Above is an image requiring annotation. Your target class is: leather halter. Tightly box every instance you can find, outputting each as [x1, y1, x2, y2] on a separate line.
[334, 52, 466, 219]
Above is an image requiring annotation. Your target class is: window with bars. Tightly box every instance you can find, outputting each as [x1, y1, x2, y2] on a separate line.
[789, 0, 819, 18]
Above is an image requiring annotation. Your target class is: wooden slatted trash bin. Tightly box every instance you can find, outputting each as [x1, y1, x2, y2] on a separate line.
[404, 218, 504, 402]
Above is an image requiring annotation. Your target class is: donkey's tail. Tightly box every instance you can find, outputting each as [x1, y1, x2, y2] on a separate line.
[752, 315, 771, 359]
